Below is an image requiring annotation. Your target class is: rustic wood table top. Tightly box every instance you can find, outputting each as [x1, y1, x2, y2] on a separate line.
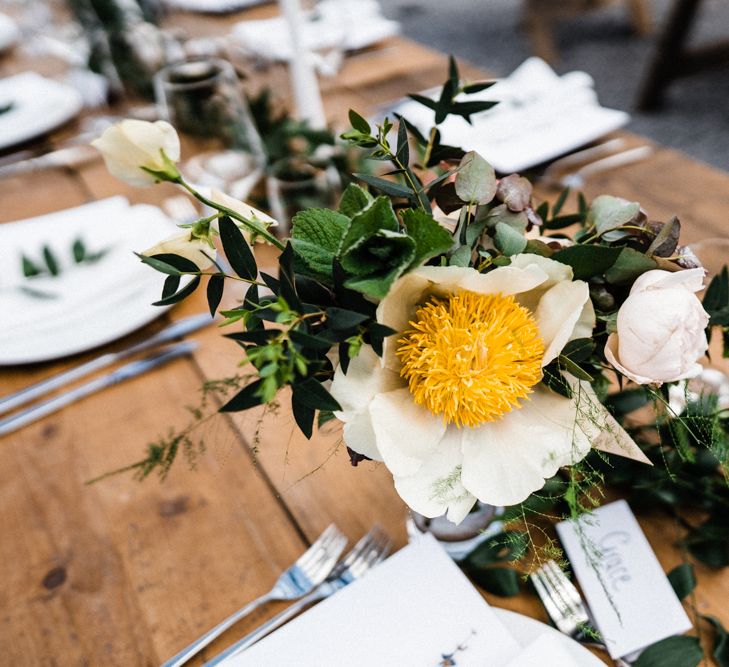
[1, 5, 728, 666]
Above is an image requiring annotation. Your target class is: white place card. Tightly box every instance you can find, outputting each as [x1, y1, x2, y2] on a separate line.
[224, 534, 523, 666]
[556, 500, 692, 659]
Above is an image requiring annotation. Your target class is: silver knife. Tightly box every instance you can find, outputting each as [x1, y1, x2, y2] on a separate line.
[0, 341, 197, 438]
[0, 313, 213, 416]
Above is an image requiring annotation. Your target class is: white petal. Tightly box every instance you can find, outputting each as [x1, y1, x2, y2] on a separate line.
[370, 388, 447, 477]
[604, 333, 655, 385]
[143, 231, 215, 270]
[509, 253, 573, 284]
[121, 119, 180, 165]
[535, 280, 590, 365]
[210, 188, 278, 227]
[570, 296, 596, 342]
[393, 427, 476, 523]
[460, 387, 591, 506]
[331, 345, 402, 417]
[631, 268, 705, 294]
[341, 410, 383, 461]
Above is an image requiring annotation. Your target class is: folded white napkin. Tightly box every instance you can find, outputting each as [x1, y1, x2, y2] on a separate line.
[231, 0, 399, 61]
[387, 57, 629, 173]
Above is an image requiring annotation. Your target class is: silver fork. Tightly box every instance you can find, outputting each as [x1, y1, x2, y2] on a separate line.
[203, 526, 393, 666]
[160, 524, 347, 667]
[531, 560, 632, 667]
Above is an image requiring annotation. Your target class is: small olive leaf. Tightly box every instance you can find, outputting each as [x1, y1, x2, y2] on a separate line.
[340, 196, 399, 254]
[587, 194, 641, 236]
[152, 276, 201, 306]
[338, 183, 373, 218]
[291, 394, 316, 439]
[42, 245, 60, 276]
[219, 216, 257, 280]
[220, 379, 266, 412]
[206, 274, 224, 316]
[667, 563, 696, 601]
[288, 329, 333, 351]
[22, 254, 42, 277]
[496, 174, 532, 212]
[292, 378, 342, 411]
[348, 109, 371, 134]
[401, 209, 454, 267]
[552, 245, 622, 280]
[632, 636, 703, 667]
[353, 173, 414, 200]
[161, 274, 181, 299]
[290, 208, 350, 277]
[552, 187, 570, 217]
[455, 151, 497, 204]
[140, 252, 200, 275]
[605, 247, 657, 284]
[647, 216, 681, 257]
[485, 204, 529, 233]
[461, 80, 497, 94]
[494, 222, 527, 256]
[396, 120, 409, 166]
[326, 307, 370, 331]
[72, 238, 86, 263]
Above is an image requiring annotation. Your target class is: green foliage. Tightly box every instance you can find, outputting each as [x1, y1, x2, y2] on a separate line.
[461, 530, 528, 597]
[633, 636, 703, 667]
[290, 208, 350, 278]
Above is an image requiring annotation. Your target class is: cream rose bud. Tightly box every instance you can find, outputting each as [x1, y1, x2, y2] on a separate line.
[605, 268, 709, 385]
[92, 119, 181, 187]
[209, 188, 277, 243]
[143, 231, 215, 270]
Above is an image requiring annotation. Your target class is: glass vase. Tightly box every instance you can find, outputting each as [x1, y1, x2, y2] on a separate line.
[406, 502, 505, 561]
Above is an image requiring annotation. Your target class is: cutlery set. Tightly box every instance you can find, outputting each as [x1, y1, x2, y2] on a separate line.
[531, 560, 632, 667]
[0, 313, 213, 437]
[162, 525, 391, 667]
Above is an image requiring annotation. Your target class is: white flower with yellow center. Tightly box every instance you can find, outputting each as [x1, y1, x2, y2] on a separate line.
[331, 254, 639, 523]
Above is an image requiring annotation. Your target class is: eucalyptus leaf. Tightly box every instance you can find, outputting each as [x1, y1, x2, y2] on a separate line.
[455, 151, 497, 204]
[552, 245, 622, 280]
[494, 222, 527, 256]
[449, 245, 472, 267]
[605, 247, 657, 284]
[496, 174, 532, 212]
[587, 195, 640, 236]
[703, 615, 729, 667]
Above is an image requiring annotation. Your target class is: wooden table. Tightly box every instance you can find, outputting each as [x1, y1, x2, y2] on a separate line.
[1, 6, 729, 666]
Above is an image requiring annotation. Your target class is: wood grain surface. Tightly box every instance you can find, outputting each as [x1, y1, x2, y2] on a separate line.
[1, 5, 728, 665]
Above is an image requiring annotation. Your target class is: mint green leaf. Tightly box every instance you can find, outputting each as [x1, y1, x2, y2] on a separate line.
[587, 194, 640, 236]
[455, 150, 496, 204]
[340, 196, 398, 253]
[290, 208, 350, 277]
[402, 209, 454, 267]
[485, 204, 529, 232]
[494, 222, 527, 256]
[338, 183, 374, 218]
[342, 230, 415, 298]
[605, 247, 658, 284]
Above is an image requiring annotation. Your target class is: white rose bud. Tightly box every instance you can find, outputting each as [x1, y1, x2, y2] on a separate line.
[209, 188, 277, 243]
[143, 231, 215, 270]
[605, 268, 709, 385]
[92, 119, 181, 187]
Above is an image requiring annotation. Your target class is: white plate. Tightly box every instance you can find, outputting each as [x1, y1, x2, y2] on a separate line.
[0, 13, 19, 52]
[496, 608, 606, 666]
[0, 197, 181, 365]
[0, 72, 83, 150]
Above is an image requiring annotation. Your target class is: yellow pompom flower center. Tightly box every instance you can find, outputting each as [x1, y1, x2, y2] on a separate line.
[396, 290, 544, 427]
